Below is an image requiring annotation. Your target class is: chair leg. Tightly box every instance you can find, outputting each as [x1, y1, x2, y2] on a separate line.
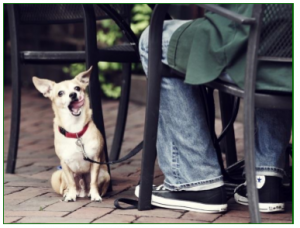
[109, 63, 131, 161]
[82, 5, 112, 192]
[244, 99, 261, 223]
[138, 81, 160, 210]
[138, 63, 161, 210]
[243, 4, 263, 224]
[138, 4, 170, 211]
[204, 87, 228, 177]
[219, 92, 238, 167]
[6, 5, 21, 174]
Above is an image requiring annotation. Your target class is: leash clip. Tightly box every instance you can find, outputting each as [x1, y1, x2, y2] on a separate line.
[75, 134, 89, 160]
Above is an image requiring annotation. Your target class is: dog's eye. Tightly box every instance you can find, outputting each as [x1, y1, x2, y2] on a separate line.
[74, 86, 81, 91]
[58, 91, 64, 97]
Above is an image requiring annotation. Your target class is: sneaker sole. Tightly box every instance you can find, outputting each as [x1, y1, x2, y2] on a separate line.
[234, 193, 285, 213]
[135, 186, 227, 213]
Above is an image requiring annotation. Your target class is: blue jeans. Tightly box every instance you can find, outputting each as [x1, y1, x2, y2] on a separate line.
[139, 20, 292, 191]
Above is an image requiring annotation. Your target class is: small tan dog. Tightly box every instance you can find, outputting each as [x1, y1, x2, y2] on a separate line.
[32, 67, 110, 202]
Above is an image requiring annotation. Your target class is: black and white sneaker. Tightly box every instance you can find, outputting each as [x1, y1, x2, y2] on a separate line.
[234, 176, 285, 212]
[135, 185, 227, 213]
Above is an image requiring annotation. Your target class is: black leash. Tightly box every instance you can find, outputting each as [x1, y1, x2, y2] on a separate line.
[114, 197, 155, 210]
[80, 140, 144, 209]
[58, 123, 143, 166]
[76, 136, 143, 165]
[113, 183, 155, 210]
[114, 198, 140, 210]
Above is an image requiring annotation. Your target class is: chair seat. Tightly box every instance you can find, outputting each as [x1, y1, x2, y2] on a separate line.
[161, 63, 292, 110]
[206, 80, 292, 109]
[21, 43, 140, 64]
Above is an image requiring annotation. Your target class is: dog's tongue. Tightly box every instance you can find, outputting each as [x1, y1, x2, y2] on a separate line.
[71, 99, 84, 109]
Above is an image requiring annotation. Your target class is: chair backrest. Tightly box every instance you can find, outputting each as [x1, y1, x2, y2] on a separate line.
[258, 4, 292, 61]
[16, 4, 131, 24]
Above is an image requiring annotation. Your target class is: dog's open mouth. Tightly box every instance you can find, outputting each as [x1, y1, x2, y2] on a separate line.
[68, 98, 84, 116]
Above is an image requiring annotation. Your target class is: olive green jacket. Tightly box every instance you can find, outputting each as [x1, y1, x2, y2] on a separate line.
[167, 4, 292, 92]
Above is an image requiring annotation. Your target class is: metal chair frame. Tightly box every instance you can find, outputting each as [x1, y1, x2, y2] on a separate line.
[138, 4, 292, 223]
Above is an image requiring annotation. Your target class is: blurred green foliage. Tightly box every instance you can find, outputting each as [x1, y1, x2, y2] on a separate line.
[131, 4, 152, 35]
[63, 4, 151, 99]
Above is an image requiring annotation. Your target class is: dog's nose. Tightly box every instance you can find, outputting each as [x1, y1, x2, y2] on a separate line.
[69, 92, 77, 100]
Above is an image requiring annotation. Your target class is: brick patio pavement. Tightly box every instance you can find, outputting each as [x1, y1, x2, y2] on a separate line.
[4, 86, 292, 224]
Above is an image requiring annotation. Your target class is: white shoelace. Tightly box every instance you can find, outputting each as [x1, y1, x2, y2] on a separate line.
[155, 184, 167, 191]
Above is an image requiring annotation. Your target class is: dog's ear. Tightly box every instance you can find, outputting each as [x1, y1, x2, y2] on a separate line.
[32, 77, 55, 98]
[75, 66, 93, 85]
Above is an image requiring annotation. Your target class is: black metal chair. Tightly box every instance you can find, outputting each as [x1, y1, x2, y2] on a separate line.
[5, 4, 140, 182]
[138, 4, 292, 223]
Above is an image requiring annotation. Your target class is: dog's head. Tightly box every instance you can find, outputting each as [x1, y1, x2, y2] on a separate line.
[32, 66, 92, 117]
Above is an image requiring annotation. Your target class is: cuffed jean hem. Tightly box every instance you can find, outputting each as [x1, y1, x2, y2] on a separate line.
[163, 175, 224, 191]
[256, 167, 285, 178]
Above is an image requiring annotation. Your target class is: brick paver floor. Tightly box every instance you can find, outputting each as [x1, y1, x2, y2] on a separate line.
[4, 86, 292, 224]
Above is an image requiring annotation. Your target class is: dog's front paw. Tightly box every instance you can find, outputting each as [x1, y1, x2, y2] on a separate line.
[63, 188, 77, 202]
[89, 188, 102, 202]
[63, 193, 76, 202]
[90, 193, 102, 202]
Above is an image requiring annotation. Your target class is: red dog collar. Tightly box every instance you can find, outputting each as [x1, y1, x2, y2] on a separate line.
[58, 122, 89, 139]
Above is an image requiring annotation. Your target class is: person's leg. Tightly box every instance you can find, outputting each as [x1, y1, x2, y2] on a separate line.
[217, 74, 292, 177]
[234, 108, 292, 212]
[137, 20, 227, 213]
[139, 20, 223, 191]
[255, 108, 292, 177]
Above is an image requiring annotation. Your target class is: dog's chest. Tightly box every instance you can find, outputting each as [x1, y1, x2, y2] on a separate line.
[58, 138, 98, 173]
